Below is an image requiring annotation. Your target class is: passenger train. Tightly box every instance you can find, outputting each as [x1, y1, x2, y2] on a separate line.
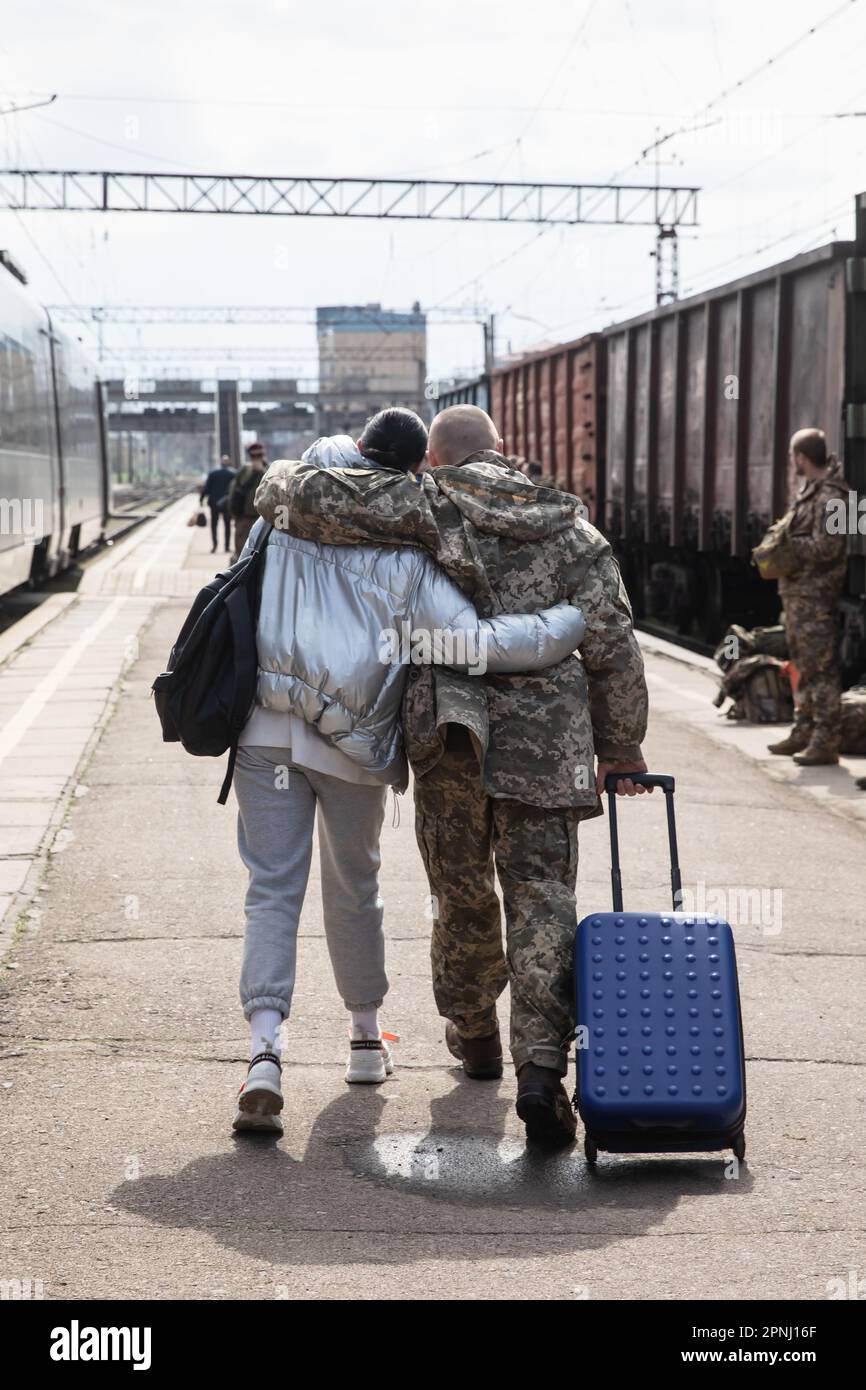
[0, 253, 107, 598]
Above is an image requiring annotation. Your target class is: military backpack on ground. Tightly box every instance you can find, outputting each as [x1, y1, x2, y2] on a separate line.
[713, 623, 788, 673]
[715, 653, 794, 724]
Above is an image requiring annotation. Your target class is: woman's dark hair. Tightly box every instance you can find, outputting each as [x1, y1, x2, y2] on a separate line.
[359, 407, 428, 472]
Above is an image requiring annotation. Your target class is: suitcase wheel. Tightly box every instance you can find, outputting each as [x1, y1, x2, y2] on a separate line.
[732, 1132, 746, 1162]
[584, 1134, 598, 1165]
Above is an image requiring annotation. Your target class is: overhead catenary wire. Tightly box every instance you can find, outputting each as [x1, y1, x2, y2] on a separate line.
[0, 93, 56, 116]
[588, 0, 862, 197]
[5, 8, 861, 377]
[513, 0, 601, 146]
[0, 102, 78, 307]
[31, 110, 203, 171]
[430, 3, 863, 350]
[700, 0, 860, 115]
[404, 0, 602, 304]
[502, 0, 866, 356]
[4, 89, 726, 117]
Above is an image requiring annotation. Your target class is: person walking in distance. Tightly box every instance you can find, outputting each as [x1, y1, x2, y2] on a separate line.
[767, 428, 849, 766]
[199, 455, 235, 553]
[255, 404, 650, 1146]
[228, 442, 268, 561]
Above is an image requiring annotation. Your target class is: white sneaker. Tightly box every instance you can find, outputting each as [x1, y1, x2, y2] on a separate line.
[345, 1032, 396, 1085]
[232, 1050, 284, 1133]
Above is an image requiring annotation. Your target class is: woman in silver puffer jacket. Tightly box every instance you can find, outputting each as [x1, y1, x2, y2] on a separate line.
[232, 409, 585, 1134]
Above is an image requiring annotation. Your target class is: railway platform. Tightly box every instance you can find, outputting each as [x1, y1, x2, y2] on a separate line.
[0, 498, 864, 1300]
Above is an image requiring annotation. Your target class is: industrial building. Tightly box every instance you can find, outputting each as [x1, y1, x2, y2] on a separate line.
[316, 303, 427, 436]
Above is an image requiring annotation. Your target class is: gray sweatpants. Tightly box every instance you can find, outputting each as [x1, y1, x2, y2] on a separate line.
[234, 746, 389, 1019]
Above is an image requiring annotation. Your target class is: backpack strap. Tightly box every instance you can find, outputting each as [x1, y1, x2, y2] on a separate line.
[216, 526, 272, 806]
[216, 592, 256, 806]
[218, 739, 239, 806]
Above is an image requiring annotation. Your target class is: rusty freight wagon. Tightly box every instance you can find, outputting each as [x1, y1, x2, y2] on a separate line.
[437, 191, 866, 661]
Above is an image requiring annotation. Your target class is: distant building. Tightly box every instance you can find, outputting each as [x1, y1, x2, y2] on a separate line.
[316, 303, 427, 435]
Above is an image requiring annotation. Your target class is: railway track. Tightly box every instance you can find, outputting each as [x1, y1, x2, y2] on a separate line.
[103, 477, 198, 545]
[0, 478, 197, 640]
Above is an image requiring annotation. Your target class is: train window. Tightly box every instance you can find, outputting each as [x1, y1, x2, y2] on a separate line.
[0, 332, 46, 452]
[54, 344, 100, 467]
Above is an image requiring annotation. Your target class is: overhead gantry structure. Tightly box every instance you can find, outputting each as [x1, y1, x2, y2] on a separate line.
[0, 170, 698, 227]
[0, 170, 699, 300]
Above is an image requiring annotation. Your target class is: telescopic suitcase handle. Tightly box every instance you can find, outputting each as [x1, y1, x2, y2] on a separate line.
[603, 772, 682, 913]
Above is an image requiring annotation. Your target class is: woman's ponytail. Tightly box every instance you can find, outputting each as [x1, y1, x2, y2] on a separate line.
[359, 407, 428, 473]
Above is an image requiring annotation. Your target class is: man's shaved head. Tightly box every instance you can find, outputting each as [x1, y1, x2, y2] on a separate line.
[428, 405, 502, 468]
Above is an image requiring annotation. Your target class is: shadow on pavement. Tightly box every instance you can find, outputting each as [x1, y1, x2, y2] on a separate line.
[112, 1069, 754, 1267]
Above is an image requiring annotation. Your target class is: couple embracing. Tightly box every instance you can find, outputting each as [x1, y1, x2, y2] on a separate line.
[231, 404, 648, 1147]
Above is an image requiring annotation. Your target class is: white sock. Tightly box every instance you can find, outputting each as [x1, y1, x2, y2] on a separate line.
[350, 1008, 380, 1039]
[249, 1008, 283, 1060]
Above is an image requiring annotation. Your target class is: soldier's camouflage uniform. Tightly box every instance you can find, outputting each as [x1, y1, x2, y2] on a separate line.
[778, 459, 849, 755]
[256, 452, 648, 1074]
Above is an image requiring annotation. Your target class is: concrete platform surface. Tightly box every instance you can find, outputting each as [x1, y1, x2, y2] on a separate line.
[0, 508, 864, 1301]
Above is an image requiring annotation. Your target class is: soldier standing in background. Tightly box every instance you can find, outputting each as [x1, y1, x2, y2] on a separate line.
[228, 442, 268, 561]
[768, 428, 850, 766]
[255, 405, 649, 1146]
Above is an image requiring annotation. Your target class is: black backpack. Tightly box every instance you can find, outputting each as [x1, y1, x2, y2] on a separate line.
[152, 523, 272, 803]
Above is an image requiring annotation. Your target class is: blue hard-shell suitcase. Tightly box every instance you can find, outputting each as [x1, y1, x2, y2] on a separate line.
[574, 773, 747, 1163]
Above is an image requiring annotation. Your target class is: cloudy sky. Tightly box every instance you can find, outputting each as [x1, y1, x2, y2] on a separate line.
[1, 0, 865, 383]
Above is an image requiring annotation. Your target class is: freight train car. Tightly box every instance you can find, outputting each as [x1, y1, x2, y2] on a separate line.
[437, 191, 866, 663]
[0, 255, 108, 598]
[489, 333, 604, 518]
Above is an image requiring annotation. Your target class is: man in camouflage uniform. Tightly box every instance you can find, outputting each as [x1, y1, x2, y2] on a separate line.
[256, 406, 649, 1143]
[768, 428, 850, 766]
[227, 442, 268, 561]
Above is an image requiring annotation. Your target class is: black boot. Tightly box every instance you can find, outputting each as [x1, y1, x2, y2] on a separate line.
[515, 1062, 577, 1145]
[445, 1021, 503, 1079]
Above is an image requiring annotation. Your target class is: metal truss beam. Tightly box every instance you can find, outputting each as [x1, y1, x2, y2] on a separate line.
[104, 379, 425, 401]
[46, 304, 480, 325]
[98, 346, 426, 362]
[1, 170, 699, 226]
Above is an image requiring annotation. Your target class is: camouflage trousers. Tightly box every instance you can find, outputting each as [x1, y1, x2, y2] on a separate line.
[413, 725, 578, 1076]
[782, 596, 841, 754]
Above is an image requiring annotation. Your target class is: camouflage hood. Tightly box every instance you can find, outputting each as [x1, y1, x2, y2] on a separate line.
[257, 450, 582, 547]
[431, 452, 584, 542]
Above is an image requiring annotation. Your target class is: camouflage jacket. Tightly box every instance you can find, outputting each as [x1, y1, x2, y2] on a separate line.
[255, 451, 648, 814]
[227, 464, 266, 520]
[777, 458, 850, 605]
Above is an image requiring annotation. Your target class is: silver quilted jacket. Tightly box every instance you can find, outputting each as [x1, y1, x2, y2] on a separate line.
[246, 460, 585, 789]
